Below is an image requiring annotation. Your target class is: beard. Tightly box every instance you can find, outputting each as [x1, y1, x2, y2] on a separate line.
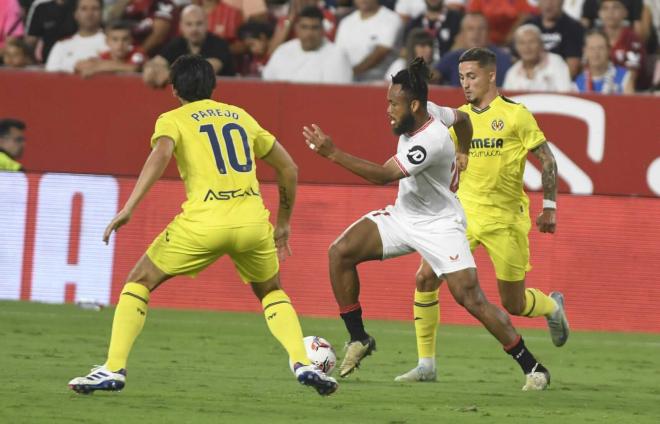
[392, 111, 416, 135]
[465, 92, 480, 105]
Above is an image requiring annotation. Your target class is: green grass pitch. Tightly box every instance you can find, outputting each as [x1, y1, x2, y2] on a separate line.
[2, 301, 659, 423]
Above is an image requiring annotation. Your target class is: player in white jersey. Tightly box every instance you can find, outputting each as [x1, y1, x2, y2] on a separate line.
[303, 58, 551, 390]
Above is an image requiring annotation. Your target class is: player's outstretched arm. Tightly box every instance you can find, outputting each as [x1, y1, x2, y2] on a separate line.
[531, 142, 558, 234]
[303, 124, 405, 185]
[453, 110, 472, 171]
[103, 137, 174, 244]
[261, 141, 298, 260]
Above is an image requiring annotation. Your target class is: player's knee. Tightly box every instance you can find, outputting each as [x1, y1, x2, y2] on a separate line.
[501, 298, 525, 316]
[126, 265, 159, 291]
[123, 275, 152, 291]
[415, 270, 439, 291]
[328, 239, 355, 267]
[250, 277, 281, 301]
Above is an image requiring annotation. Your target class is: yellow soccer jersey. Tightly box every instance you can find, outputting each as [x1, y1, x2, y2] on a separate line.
[0, 151, 23, 172]
[450, 95, 546, 222]
[151, 99, 276, 225]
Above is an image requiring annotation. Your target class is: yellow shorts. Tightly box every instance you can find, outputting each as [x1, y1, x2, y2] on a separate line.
[466, 215, 531, 282]
[146, 216, 279, 283]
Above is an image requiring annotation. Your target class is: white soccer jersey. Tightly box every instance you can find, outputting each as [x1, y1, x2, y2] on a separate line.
[391, 116, 464, 222]
[45, 31, 108, 73]
[427, 101, 457, 127]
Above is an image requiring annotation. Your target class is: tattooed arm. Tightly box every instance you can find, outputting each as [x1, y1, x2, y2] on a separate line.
[530, 142, 557, 233]
[261, 141, 298, 260]
[453, 110, 472, 171]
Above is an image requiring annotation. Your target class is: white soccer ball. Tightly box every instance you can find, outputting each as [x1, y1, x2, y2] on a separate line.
[290, 336, 337, 375]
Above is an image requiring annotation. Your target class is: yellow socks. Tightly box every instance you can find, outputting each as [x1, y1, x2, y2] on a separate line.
[261, 289, 309, 366]
[414, 289, 439, 364]
[105, 282, 150, 371]
[522, 288, 557, 317]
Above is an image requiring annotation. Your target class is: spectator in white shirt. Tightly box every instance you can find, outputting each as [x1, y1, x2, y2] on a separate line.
[45, 0, 108, 73]
[503, 24, 573, 92]
[263, 6, 352, 83]
[335, 0, 403, 82]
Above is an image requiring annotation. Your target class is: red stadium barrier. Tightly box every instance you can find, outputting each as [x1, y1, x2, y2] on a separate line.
[2, 171, 659, 333]
[0, 70, 659, 197]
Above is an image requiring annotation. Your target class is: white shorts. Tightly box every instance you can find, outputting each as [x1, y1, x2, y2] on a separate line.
[365, 205, 476, 277]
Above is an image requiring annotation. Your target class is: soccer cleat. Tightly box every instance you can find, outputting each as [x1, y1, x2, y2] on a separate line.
[522, 364, 551, 391]
[394, 365, 437, 382]
[68, 365, 126, 394]
[293, 363, 338, 396]
[338, 336, 376, 378]
[546, 291, 570, 347]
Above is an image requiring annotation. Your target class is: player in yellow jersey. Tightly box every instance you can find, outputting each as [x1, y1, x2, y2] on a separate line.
[395, 48, 569, 384]
[0, 119, 26, 172]
[68, 55, 338, 396]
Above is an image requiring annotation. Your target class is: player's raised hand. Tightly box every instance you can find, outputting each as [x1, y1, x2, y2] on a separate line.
[536, 209, 556, 234]
[274, 223, 293, 261]
[303, 124, 336, 158]
[456, 152, 469, 171]
[103, 208, 132, 244]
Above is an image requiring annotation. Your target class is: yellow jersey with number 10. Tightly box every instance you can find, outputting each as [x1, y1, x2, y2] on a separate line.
[151, 99, 276, 226]
[450, 95, 546, 223]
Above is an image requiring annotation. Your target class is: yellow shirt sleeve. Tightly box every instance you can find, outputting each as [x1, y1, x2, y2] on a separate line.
[0, 152, 22, 171]
[151, 113, 181, 148]
[515, 105, 546, 151]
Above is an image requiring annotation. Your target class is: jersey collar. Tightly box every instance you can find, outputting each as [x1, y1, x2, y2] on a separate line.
[408, 115, 434, 137]
[469, 95, 502, 114]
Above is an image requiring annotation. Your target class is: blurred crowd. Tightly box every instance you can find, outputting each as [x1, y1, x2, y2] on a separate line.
[1, 0, 659, 94]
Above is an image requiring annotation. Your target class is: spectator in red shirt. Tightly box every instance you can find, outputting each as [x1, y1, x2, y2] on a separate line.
[236, 19, 272, 77]
[198, 0, 244, 45]
[598, 0, 649, 89]
[224, 0, 268, 22]
[107, 0, 181, 56]
[467, 0, 535, 46]
[74, 20, 146, 77]
[196, 0, 254, 57]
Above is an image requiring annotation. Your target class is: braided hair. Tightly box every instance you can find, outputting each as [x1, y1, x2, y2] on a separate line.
[391, 57, 430, 104]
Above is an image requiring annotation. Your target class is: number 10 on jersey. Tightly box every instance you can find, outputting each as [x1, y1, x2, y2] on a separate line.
[200, 123, 252, 174]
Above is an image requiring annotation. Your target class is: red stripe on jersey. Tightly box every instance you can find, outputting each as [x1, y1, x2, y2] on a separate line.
[393, 156, 410, 177]
[409, 116, 434, 137]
